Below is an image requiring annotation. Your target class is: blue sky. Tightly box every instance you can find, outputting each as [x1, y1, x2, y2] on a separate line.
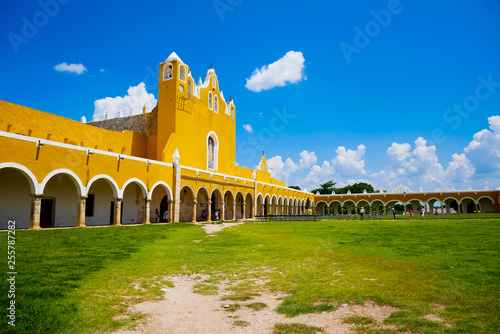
[1, 0, 499, 191]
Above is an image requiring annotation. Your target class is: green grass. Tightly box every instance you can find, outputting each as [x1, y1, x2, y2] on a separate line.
[273, 323, 325, 333]
[193, 283, 218, 295]
[0, 218, 499, 333]
[233, 320, 250, 327]
[246, 302, 268, 311]
[342, 315, 376, 325]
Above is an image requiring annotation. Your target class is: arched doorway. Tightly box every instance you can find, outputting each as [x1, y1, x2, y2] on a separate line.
[0, 167, 35, 229]
[86, 177, 118, 226]
[180, 186, 195, 222]
[41, 173, 81, 228]
[245, 193, 253, 218]
[224, 190, 234, 220]
[211, 189, 223, 221]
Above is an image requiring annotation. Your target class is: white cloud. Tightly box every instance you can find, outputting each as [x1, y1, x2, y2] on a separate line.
[267, 156, 298, 183]
[301, 161, 334, 190]
[93, 83, 157, 121]
[55, 62, 87, 75]
[299, 150, 317, 168]
[245, 51, 305, 92]
[332, 144, 366, 176]
[242, 124, 254, 133]
[99, 69, 105, 73]
[464, 115, 500, 174]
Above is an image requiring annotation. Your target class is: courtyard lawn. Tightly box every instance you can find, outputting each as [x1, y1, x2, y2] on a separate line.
[1, 218, 499, 333]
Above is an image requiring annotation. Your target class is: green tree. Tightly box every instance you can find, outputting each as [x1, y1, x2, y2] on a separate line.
[334, 182, 375, 194]
[288, 185, 301, 190]
[311, 181, 337, 194]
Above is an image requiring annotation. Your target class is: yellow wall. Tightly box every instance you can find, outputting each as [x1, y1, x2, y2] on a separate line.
[0, 100, 148, 157]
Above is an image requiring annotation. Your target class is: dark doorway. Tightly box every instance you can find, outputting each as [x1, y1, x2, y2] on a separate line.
[160, 195, 169, 222]
[264, 197, 269, 216]
[40, 198, 54, 228]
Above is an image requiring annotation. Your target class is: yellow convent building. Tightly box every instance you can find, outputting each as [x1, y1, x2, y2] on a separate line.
[0, 52, 314, 230]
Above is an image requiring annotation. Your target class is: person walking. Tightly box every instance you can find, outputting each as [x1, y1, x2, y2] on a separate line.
[421, 207, 425, 220]
[409, 209, 413, 220]
[202, 209, 207, 221]
[392, 207, 396, 220]
[360, 207, 365, 220]
[434, 208, 439, 219]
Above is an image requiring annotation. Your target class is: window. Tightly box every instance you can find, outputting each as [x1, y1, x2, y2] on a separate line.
[179, 64, 186, 82]
[207, 131, 218, 171]
[214, 96, 218, 113]
[208, 92, 213, 110]
[188, 80, 192, 99]
[163, 63, 173, 80]
[85, 194, 95, 217]
[208, 137, 215, 169]
[212, 74, 216, 88]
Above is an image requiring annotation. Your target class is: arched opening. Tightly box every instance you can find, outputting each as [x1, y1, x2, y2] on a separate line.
[305, 198, 312, 213]
[42, 174, 80, 228]
[316, 202, 327, 215]
[179, 64, 186, 82]
[224, 191, 235, 220]
[0, 167, 34, 229]
[207, 132, 219, 171]
[211, 189, 223, 221]
[478, 197, 494, 213]
[208, 91, 213, 110]
[188, 79, 192, 99]
[196, 187, 210, 222]
[163, 63, 173, 80]
[329, 201, 342, 215]
[214, 95, 218, 113]
[122, 182, 145, 224]
[460, 198, 476, 214]
[264, 195, 270, 216]
[180, 186, 195, 222]
[245, 193, 253, 218]
[86, 178, 118, 226]
[150, 182, 172, 223]
[271, 195, 277, 215]
[256, 194, 263, 216]
[235, 192, 244, 220]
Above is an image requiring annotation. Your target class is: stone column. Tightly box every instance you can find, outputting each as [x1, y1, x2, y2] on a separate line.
[242, 201, 246, 220]
[221, 200, 225, 220]
[144, 199, 151, 224]
[207, 200, 212, 222]
[172, 152, 181, 223]
[168, 200, 173, 223]
[30, 195, 42, 230]
[114, 198, 122, 226]
[192, 200, 198, 223]
[77, 196, 87, 228]
[232, 202, 236, 220]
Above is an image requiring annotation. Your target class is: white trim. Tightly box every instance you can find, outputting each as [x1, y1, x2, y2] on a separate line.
[120, 178, 148, 199]
[86, 174, 120, 198]
[149, 181, 173, 201]
[0, 162, 39, 194]
[0, 131, 173, 168]
[40, 169, 85, 197]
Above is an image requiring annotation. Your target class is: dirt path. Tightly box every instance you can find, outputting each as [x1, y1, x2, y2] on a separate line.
[114, 275, 400, 334]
